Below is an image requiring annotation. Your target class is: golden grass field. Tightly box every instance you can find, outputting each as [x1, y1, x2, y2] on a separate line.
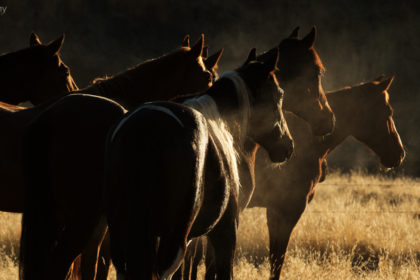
[0, 172, 419, 279]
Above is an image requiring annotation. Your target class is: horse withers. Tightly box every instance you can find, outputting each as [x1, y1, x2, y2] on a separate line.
[105, 48, 293, 279]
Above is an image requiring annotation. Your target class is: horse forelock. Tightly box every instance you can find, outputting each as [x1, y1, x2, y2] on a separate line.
[184, 95, 241, 194]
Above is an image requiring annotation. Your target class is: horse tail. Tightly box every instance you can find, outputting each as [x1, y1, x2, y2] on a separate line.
[19, 112, 55, 280]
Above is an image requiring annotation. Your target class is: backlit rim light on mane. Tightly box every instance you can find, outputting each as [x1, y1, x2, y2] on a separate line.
[184, 71, 252, 193]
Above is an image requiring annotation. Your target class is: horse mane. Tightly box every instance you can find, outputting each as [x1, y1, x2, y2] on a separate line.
[312, 49, 326, 74]
[84, 47, 191, 99]
[183, 72, 252, 194]
[0, 101, 26, 112]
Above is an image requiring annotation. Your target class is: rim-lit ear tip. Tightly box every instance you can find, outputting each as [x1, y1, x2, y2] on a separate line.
[182, 34, 190, 47]
[30, 32, 42, 47]
[59, 33, 65, 44]
[202, 46, 208, 59]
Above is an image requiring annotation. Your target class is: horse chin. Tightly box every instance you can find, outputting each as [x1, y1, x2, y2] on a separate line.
[380, 152, 405, 169]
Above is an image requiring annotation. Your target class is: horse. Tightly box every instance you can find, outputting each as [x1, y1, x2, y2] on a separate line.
[0, 33, 80, 213]
[0, 33, 78, 105]
[19, 36, 218, 279]
[174, 26, 337, 280]
[79, 34, 213, 110]
[248, 76, 405, 280]
[104, 48, 293, 280]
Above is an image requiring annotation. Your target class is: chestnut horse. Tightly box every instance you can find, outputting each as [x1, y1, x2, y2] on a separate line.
[104, 49, 292, 280]
[249, 76, 405, 280]
[0, 33, 78, 105]
[19, 36, 217, 279]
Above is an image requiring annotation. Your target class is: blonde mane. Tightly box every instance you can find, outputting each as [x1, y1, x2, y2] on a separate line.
[184, 71, 252, 194]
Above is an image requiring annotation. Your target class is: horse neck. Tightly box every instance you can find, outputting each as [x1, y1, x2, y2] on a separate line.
[205, 76, 249, 144]
[317, 88, 361, 155]
[84, 54, 186, 109]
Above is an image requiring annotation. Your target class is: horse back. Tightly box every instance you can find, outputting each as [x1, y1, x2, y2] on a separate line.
[106, 101, 209, 236]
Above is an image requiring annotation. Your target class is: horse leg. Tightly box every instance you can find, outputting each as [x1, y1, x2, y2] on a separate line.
[95, 232, 112, 280]
[204, 238, 216, 280]
[126, 211, 159, 280]
[107, 210, 128, 278]
[179, 237, 202, 280]
[191, 237, 204, 280]
[80, 216, 108, 280]
[157, 236, 187, 280]
[266, 200, 306, 280]
[173, 238, 199, 280]
[206, 196, 238, 280]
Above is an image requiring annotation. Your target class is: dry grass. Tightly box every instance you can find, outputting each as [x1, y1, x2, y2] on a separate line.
[1, 172, 419, 279]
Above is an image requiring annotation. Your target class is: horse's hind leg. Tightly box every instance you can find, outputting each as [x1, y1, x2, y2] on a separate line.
[80, 216, 108, 280]
[204, 238, 216, 280]
[158, 236, 188, 280]
[126, 213, 159, 279]
[206, 196, 238, 280]
[95, 232, 111, 280]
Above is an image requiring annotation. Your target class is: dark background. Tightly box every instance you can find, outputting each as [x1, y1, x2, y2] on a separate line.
[0, 0, 419, 175]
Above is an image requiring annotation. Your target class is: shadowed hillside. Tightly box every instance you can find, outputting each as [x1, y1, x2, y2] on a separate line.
[0, 0, 419, 174]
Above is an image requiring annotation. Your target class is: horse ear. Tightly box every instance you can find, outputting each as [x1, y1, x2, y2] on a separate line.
[182, 34, 190, 47]
[244, 48, 257, 65]
[301, 26, 316, 49]
[378, 76, 394, 92]
[202, 46, 208, 59]
[374, 74, 386, 82]
[289, 26, 300, 38]
[263, 47, 279, 73]
[30, 32, 42, 47]
[204, 48, 224, 70]
[190, 34, 204, 58]
[46, 34, 65, 56]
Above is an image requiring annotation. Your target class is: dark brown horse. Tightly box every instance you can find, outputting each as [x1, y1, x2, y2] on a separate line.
[249, 76, 405, 280]
[19, 36, 217, 280]
[104, 49, 292, 280]
[0, 33, 78, 213]
[0, 33, 78, 105]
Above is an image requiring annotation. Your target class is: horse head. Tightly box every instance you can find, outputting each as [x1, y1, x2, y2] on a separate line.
[266, 26, 335, 136]
[204, 48, 224, 81]
[0, 33, 77, 105]
[349, 76, 405, 168]
[236, 48, 294, 163]
[177, 34, 213, 94]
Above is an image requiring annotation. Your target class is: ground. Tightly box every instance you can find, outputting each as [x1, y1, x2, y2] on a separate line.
[0, 172, 419, 279]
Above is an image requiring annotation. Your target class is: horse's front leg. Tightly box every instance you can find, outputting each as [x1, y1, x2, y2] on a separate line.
[206, 194, 238, 280]
[266, 199, 306, 280]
